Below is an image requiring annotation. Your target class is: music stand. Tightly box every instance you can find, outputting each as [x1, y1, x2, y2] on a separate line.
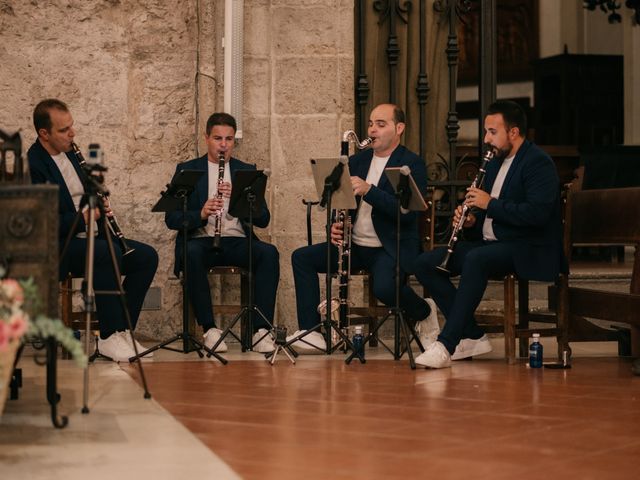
[346, 166, 427, 369]
[133, 168, 227, 364]
[283, 157, 364, 362]
[207, 168, 280, 355]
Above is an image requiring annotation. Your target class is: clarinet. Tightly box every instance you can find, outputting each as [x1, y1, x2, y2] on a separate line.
[212, 152, 225, 251]
[71, 142, 135, 256]
[336, 209, 352, 329]
[436, 145, 496, 273]
[318, 131, 373, 329]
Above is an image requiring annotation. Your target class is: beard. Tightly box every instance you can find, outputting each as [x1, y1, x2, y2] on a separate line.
[493, 140, 513, 160]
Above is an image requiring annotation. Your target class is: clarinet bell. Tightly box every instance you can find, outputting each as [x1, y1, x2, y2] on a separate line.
[212, 235, 222, 252]
[122, 241, 136, 256]
[435, 249, 452, 274]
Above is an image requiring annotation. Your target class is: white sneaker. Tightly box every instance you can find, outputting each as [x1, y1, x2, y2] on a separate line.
[415, 341, 451, 369]
[121, 330, 153, 357]
[451, 335, 493, 360]
[252, 328, 275, 353]
[286, 330, 326, 352]
[98, 332, 135, 362]
[203, 327, 228, 352]
[415, 298, 440, 348]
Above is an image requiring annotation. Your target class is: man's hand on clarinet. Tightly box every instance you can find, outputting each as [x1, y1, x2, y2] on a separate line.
[464, 186, 491, 210]
[82, 207, 101, 224]
[200, 197, 224, 219]
[217, 181, 232, 198]
[453, 205, 476, 229]
[102, 197, 114, 218]
[330, 221, 343, 247]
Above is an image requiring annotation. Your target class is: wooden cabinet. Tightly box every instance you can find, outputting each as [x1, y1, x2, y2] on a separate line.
[0, 185, 59, 318]
[533, 53, 623, 146]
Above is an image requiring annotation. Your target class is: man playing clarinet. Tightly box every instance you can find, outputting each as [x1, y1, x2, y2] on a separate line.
[413, 100, 564, 368]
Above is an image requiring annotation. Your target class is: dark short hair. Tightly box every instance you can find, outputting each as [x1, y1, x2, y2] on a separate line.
[487, 100, 527, 137]
[206, 112, 237, 135]
[392, 105, 405, 125]
[33, 98, 69, 133]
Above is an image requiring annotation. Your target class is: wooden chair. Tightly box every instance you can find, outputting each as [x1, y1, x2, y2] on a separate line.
[60, 274, 98, 331]
[60, 274, 100, 359]
[475, 274, 568, 364]
[183, 266, 249, 339]
[474, 183, 573, 364]
[177, 266, 248, 346]
[303, 188, 435, 345]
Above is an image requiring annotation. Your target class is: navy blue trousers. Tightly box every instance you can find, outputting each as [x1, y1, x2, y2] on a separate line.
[292, 242, 429, 330]
[413, 240, 516, 354]
[66, 236, 158, 339]
[182, 236, 279, 332]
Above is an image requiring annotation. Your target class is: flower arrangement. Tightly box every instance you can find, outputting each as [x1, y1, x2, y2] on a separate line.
[1, 278, 86, 366]
[0, 279, 29, 351]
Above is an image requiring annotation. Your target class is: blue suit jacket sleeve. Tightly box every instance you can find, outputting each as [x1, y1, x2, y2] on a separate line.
[485, 154, 558, 230]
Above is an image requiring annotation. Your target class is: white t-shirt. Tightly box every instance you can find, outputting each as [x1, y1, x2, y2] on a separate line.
[482, 154, 515, 241]
[51, 152, 98, 236]
[51, 152, 84, 212]
[351, 154, 390, 247]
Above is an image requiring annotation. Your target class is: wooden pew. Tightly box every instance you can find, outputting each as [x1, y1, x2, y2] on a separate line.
[562, 186, 640, 356]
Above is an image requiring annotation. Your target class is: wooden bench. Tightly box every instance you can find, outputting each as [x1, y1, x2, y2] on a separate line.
[561, 186, 640, 356]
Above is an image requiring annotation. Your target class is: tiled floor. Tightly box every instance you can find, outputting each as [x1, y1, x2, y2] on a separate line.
[0, 353, 240, 480]
[2, 338, 639, 480]
[130, 338, 638, 480]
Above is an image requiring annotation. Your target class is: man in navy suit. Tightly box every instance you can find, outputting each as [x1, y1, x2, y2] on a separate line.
[288, 103, 438, 351]
[414, 100, 563, 368]
[165, 112, 279, 354]
[28, 99, 158, 363]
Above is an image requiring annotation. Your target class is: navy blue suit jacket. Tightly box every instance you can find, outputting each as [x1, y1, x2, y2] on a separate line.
[28, 139, 89, 241]
[348, 144, 427, 273]
[28, 139, 92, 278]
[165, 155, 270, 276]
[467, 140, 564, 281]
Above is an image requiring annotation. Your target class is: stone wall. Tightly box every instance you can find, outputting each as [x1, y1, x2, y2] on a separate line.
[0, 0, 354, 340]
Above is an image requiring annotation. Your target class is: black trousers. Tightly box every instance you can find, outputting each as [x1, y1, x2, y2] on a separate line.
[292, 242, 429, 331]
[182, 236, 280, 332]
[413, 240, 516, 354]
[65, 236, 159, 339]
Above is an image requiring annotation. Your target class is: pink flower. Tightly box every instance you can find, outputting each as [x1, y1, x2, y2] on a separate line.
[9, 311, 29, 341]
[1, 279, 24, 307]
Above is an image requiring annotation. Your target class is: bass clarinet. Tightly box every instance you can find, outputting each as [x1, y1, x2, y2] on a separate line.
[71, 142, 135, 256]
[212, 152, 226, 251]
[318, 130, 372, 330]
[436, 145, 497, 273]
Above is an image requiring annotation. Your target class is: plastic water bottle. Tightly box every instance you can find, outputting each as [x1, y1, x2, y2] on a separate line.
[529, 333, 543, 368]
[352, 325, 365, 360]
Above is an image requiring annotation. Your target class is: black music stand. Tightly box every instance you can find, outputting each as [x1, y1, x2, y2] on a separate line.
[346, 167, 427, 369]
[207, 169, 282, 356]
[133, 169, 227, 364]
[282, 157, 364, 362]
